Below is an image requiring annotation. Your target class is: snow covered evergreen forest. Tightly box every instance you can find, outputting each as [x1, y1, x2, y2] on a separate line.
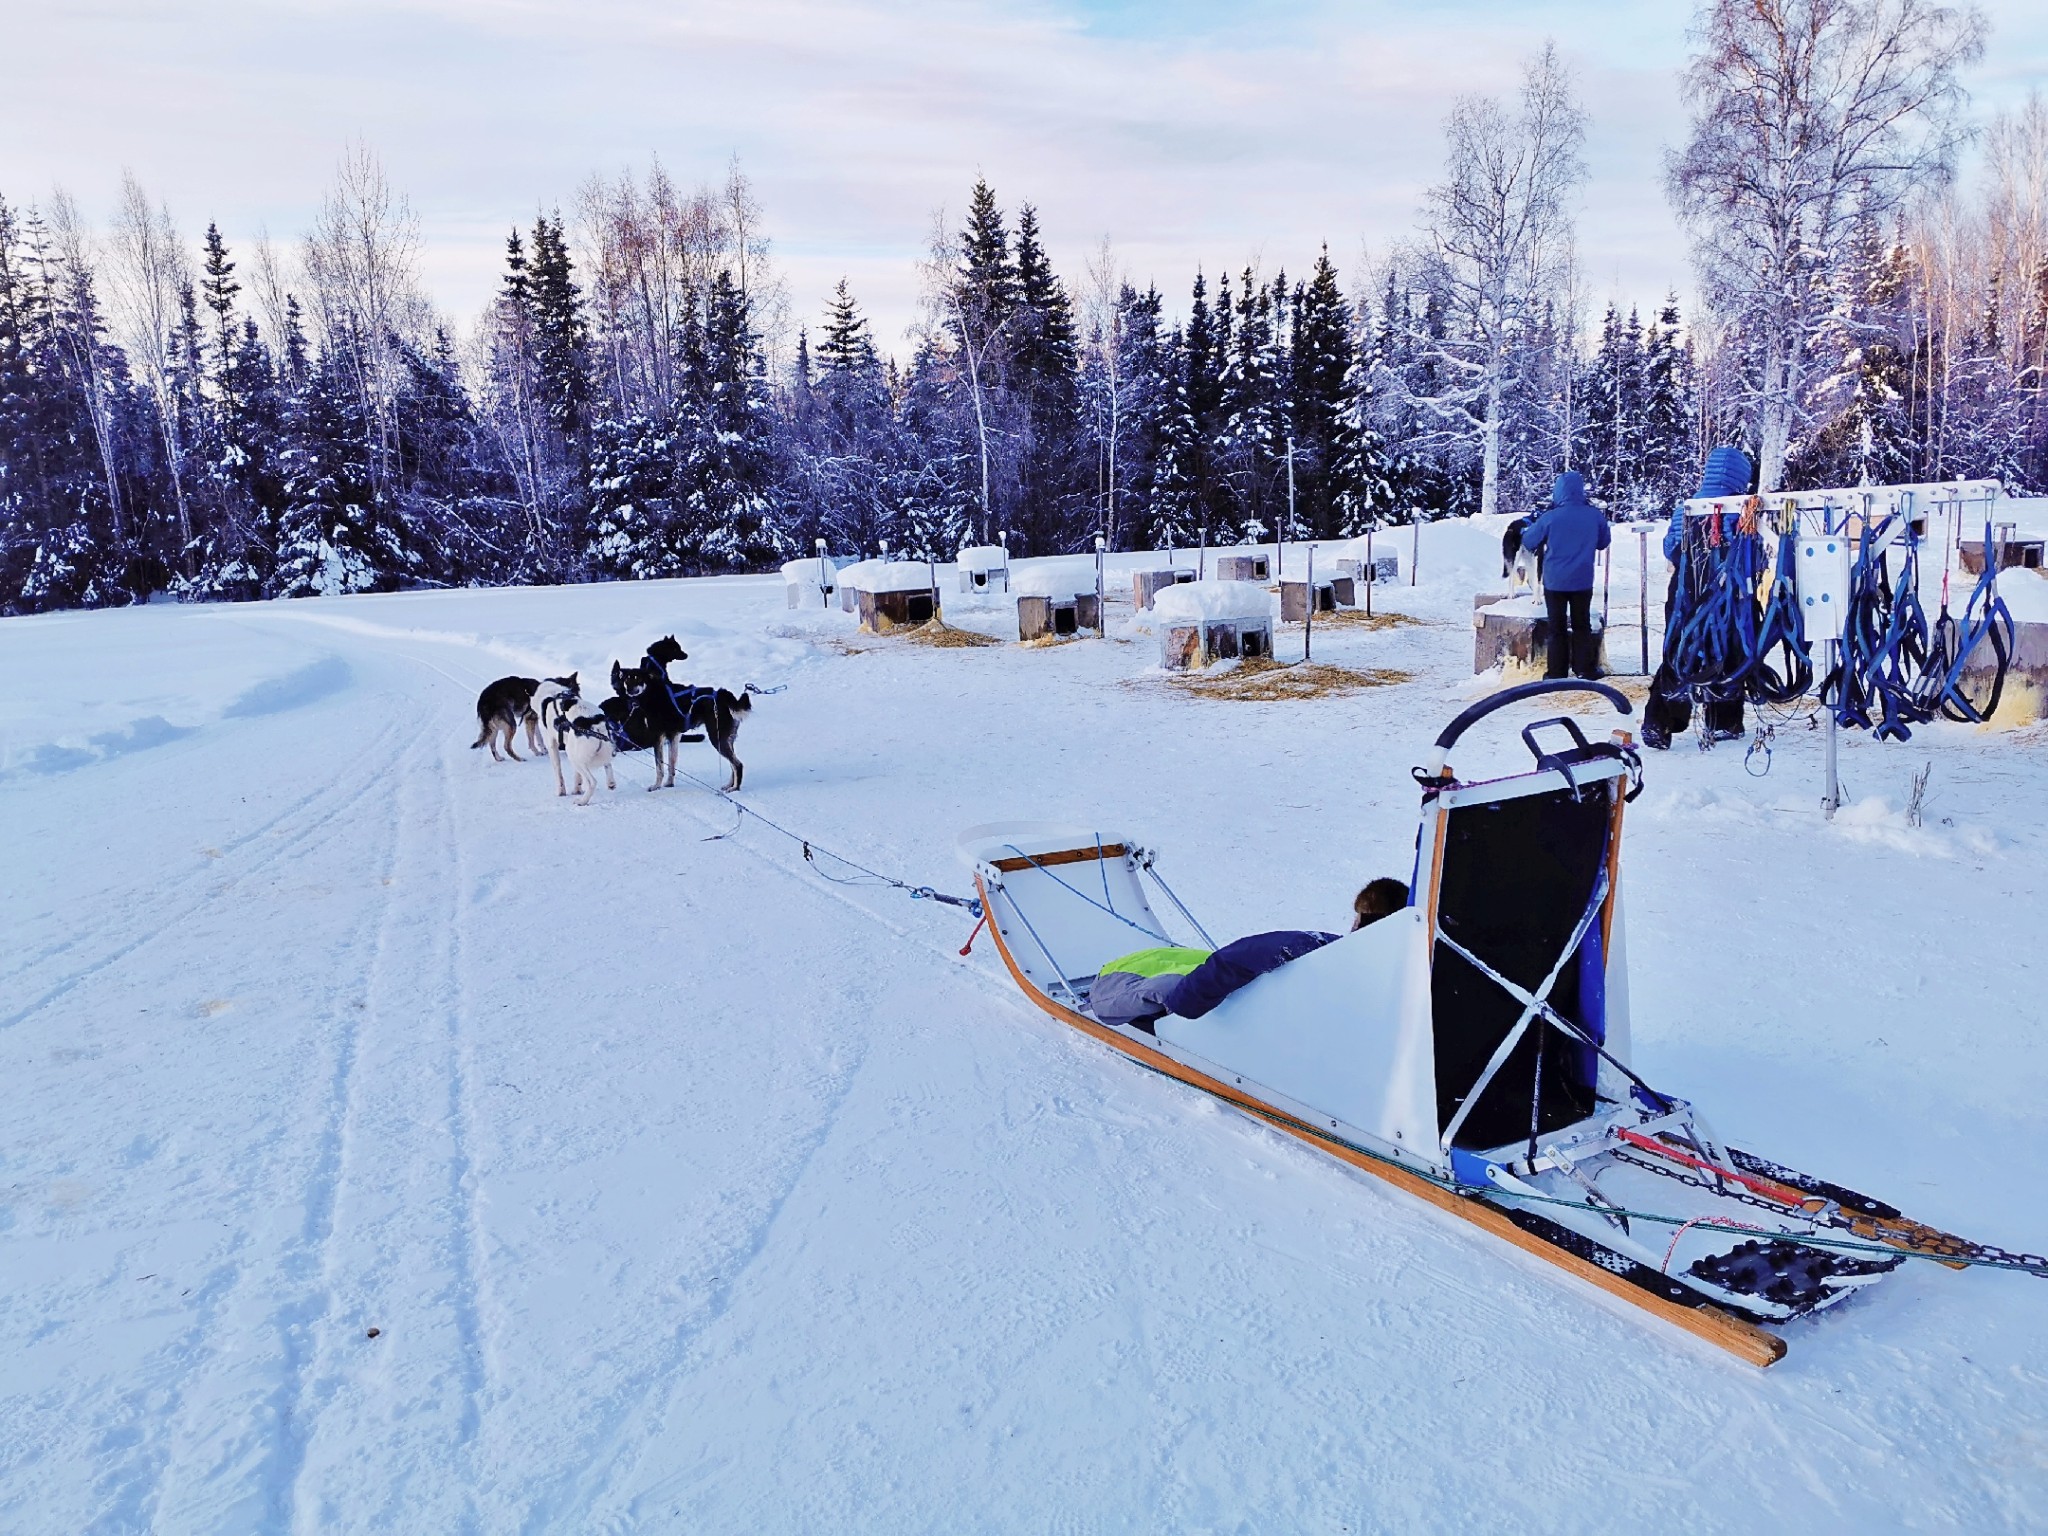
[1, 15, 2044, 615]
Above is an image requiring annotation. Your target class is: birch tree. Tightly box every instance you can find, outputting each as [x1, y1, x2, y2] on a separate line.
[1667, 0, 1984, 490]
[44, 191, 124, 541]
[1418, 41, 1586, 520]
[108, 171, 194, 560]
[302, 143, 427, 503]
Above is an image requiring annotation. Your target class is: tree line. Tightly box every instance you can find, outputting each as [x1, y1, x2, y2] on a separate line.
[3, 0, 2043, 616]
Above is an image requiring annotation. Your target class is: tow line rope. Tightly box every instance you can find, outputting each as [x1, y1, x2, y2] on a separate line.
[670, 763, 983, 921]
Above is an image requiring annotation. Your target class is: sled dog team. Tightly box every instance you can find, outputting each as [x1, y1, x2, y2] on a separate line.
[470, 634, 754, 805]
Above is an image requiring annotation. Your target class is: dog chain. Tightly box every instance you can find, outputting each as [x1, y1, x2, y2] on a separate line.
[1611, 1148, 2048, 1277]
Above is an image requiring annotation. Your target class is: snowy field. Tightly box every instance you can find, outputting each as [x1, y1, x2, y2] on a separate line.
[5, 520, 2048, 1534]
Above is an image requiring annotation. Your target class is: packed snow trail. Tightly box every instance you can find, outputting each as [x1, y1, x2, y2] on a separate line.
[3, 541, 2047, 1532]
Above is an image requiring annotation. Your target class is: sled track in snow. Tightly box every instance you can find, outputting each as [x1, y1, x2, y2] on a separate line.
[262, 659, 493, 1532]
[526, 988, 878, 1534]
[0, 717, 409, 1033]
[105, 718, 416, 1533]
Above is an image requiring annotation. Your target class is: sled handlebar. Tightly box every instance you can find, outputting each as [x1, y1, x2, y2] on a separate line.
[1421, 680, 1633, 778]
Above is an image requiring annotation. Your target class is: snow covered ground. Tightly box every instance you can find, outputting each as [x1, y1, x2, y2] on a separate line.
[4, 521, 2047, 1534]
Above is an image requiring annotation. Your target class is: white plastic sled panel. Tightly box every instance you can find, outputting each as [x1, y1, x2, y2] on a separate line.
[1155, 910, 1439, 1152]
[963, 826, 1175, 1004]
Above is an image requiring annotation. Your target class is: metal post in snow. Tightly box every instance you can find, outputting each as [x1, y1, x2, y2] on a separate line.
[1365, 525, 1375, 618]
[1281, 436, 1294, 577]
[1823, 638, 1841, 820]
[1094, 534, 1107, 637]
[1198, 526, 1207, 581]
[1410, 514, 1420, 586]
[1636, 527, 1649, 676]
[814, 536, 829, 608]
[1304, 544, 1315, 661]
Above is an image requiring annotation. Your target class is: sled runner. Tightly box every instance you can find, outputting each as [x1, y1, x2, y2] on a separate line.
[960, 680, 2018, 1367]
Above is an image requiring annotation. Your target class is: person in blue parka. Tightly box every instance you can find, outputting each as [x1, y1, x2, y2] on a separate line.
[1643, 445, 1754, 749]
[1518, 472, 1612, 680]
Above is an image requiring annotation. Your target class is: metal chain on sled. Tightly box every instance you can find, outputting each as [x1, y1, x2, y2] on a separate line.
[1611, 1149, 2048, 1277]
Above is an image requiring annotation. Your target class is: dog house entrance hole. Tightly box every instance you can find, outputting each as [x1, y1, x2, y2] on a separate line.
[1053, 604, 1079, 636]
[906, 592, 936, 624]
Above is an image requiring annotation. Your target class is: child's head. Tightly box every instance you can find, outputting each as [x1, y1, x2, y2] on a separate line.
[1352, 878, 1409, 930]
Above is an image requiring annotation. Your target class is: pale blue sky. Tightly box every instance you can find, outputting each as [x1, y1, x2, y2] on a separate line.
[3, 0, 2041, 355]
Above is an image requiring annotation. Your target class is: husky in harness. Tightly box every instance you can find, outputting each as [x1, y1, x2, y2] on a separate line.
[609, 635, 754, 792]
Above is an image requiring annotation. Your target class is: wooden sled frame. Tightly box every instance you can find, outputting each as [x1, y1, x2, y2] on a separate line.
[960, 684, 1794, 1368]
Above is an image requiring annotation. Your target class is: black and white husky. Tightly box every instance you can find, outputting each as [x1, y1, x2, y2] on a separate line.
[533, 674, 581, 795]
[553, 701, 620, 806]
[1502, 517, 1541, 597]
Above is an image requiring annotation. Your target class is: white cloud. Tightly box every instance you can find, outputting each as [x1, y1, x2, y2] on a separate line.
[2, 0, 2040, 353]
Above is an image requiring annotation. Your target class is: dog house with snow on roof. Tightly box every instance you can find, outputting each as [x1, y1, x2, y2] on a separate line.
[781, 555, 842, 610]
[849, 560, 941, 632]
[958, 544, 1012, 595]
[1014, 559, 1101, 640]
[1153, 580, 1275, 669]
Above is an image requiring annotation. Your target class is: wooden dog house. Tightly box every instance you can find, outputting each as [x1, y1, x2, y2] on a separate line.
[1133, 568, 1197, 611]
[957, 544, 1012, 594]
[1335, 553, 1400, 587]
[1474, 595, 1608, 674]
[1279, 579, 1340, 622]
[1214, 552, 1271, 583]
[850, 561, 942, 633]
[1014, 560, 1102, 641]
[1153, 580, 1275, 670]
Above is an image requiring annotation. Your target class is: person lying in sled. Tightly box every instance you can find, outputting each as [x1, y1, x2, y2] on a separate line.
[1089, 878, 1408, 1030]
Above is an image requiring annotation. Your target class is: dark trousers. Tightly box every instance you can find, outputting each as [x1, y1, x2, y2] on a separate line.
[1643, 570, 1743, 743]
[1543, 588, 1596, 679]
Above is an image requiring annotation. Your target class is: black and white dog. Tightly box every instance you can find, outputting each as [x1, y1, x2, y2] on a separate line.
[534, 673, 581, 796]
[553, 697, 622, 806]
[1501, 517, 1541, 596]
[608, 635, 753, 792]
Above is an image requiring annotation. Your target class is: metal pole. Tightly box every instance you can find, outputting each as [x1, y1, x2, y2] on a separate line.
[1304, 544, 1315, 661]
[1636, 527, 1649, 676]
[1823, 639, 1841, 819]
[1410, 514, 1420, 586]
[1094, 535, 1106, 637]
[1198, 526, 1207, 581]
[814, 536, 829, 608]
[1281, 437, 1294, 577]
[1365, 526, 1375, 618]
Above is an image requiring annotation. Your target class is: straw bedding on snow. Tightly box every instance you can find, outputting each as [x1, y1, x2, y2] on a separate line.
[1161, 657, 1413, 701]
[899, 619, 1004, 648]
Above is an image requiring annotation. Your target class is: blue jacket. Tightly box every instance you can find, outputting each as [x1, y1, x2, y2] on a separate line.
[1664, 446, 1754, 561]
[1520, 473, 1611, 591]
[1162, 930, 1338, 1019]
